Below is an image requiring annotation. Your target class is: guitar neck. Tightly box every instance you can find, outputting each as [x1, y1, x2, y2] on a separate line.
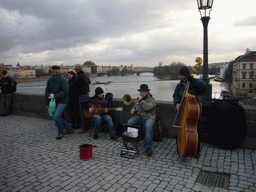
[98, 108, 116, 111]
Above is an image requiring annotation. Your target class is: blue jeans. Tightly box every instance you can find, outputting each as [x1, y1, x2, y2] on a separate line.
[93, 114, 116, 137]
[127, 118, 154, 148]
[53, 103, 72, 135]
[79, 93, 89, 129]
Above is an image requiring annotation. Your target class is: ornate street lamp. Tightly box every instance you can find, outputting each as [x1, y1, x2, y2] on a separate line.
[197, 0, 214, 104]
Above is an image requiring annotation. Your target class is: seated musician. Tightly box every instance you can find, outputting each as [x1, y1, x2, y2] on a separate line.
[127, 84, 157, 156]
[173, 66, 207, 158]
[82, 87, 119, 141]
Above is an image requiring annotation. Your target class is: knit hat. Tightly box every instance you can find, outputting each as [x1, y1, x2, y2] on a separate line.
[95, 87, 104, 95]
[179, 67, 190, 76]
[138, 84, 150, 92]
[2, 70, 7, 75]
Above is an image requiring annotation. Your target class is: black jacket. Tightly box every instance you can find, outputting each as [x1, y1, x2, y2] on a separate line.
[173, 77, 207, 106]
[0, 76, 17, 94]
[68, 77, 78, 101]
[82, 95, 110, 116]
[73, 71, 91, 96]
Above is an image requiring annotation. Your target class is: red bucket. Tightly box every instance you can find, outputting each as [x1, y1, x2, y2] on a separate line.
[80, 144, 97, 160]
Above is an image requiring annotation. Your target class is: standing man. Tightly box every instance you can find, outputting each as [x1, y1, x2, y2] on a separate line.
[44, 65, 73, 140]
[82, 87, 119, 140]
[0, 70, 17, 116]
[173, 66, 207, 111]
[173, 66, 207, 158]
[127, 84, 157, 156]
[73, 64, 91, 134]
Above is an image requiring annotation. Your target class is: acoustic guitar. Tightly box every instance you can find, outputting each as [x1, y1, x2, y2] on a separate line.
[84, 103, 123, 118]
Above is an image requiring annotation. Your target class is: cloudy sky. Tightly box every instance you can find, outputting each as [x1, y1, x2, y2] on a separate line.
[0, 0, 256, 67]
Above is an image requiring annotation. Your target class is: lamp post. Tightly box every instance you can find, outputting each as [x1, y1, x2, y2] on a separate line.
[197, 0, 213, 105]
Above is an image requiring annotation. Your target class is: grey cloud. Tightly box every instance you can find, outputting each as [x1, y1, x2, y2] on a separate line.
[0, 0, 199, 65]
[0, 37, 13, 52]
[233, 16, 256, 27]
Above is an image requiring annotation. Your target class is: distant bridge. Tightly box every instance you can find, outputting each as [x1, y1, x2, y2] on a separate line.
[136, 71, 154, 76]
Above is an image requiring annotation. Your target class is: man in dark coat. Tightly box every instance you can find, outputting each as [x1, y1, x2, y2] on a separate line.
[0, 70, 17, 116]
[73, 64, 91, 133]
[173, 66, 207, 158]
[173, 66, 207, 111]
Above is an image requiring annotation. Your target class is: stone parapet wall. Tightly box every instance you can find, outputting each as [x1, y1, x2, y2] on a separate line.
[1, 93, 255, 150]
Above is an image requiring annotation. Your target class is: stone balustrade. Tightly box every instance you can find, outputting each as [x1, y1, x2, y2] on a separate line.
[1, 92, 255, 150]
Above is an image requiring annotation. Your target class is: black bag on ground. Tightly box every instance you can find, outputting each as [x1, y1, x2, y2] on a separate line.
[208, 99, 247, 149]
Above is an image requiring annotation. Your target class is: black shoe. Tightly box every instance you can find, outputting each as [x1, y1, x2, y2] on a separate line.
[56, 133, 64, 140]
[111, 135, 119, 141]
[93, 134, 98, 139]
[195, 152, 200, 159]
[73, 125, 79, 129]
[1, 113, 9, 117]
[146, 148, 153, 156]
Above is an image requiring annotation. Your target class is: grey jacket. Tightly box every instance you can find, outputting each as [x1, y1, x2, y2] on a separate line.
[131, 93, 157, 120]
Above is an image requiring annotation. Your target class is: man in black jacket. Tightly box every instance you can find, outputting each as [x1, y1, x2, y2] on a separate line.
[82, 87, 119, 140]
[0, 70, 17, 116]
[73, 64, 91, 133]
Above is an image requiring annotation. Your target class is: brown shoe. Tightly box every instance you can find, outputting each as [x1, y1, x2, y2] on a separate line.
[78, 129, 86, 134]
[64, 129, 74, 134]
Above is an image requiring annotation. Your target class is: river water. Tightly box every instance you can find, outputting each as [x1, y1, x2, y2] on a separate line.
[17, 73, 230, 102]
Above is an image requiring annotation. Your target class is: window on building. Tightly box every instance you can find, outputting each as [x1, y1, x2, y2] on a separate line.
[250, 63, 254, 70]
[249, 72, 254, 79]
[242, 72, 246, 79]
[249, 83, 253, 88]
[242, 83, 245, 88]
[242, 64, 246, 69]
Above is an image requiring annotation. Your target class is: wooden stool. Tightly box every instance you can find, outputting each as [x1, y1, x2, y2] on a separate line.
[88, 118, 108, 138]
[121, 138, 140, 153]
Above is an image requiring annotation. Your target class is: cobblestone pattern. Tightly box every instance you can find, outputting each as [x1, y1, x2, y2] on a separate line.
[0, 115, 255, 192]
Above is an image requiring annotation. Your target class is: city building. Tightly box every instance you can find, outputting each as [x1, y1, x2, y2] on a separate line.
[231, 50, 256, 99]
[4, 67, 36, 78]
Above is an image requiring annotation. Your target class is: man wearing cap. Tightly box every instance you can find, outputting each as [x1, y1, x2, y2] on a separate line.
[173, 66, 207, 111]
[44, 65, 73, 140]
[0, 70, 17, 116]
[81, 87, 119, 140]
[73, 64, 91, 133]
[127, 84, 157, 156]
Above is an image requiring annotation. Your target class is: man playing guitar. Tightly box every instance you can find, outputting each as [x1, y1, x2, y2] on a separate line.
[82, 87, 119, 141]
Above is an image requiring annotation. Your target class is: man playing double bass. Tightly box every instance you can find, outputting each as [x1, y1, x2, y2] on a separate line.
[173, 66, 207, 111]
[173, 66, 207, 158]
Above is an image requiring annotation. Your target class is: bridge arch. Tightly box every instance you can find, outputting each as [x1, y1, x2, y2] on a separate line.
[136, 71, 154, 76]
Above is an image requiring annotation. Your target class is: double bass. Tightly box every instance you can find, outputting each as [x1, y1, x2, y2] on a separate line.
[173, 57, 202, 158]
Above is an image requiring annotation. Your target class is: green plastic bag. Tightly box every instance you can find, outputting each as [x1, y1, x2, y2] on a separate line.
[48, 98, 56, 117]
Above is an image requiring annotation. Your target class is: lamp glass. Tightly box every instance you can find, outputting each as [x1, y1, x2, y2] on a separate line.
[197, 0, 213, 10]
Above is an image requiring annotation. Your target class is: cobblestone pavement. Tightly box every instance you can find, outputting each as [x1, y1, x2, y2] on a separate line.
[0, 115, 256, 192]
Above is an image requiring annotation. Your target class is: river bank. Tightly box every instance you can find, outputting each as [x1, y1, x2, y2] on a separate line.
[15, 76, 51, 83]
